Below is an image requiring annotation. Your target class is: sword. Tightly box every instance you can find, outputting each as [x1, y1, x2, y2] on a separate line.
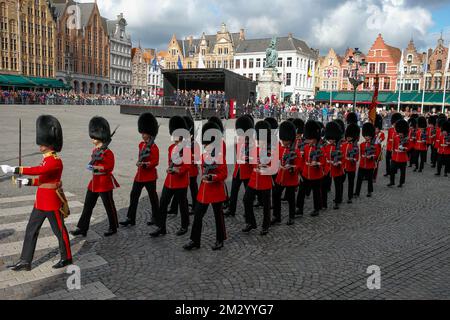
[12, 119, 22, 188]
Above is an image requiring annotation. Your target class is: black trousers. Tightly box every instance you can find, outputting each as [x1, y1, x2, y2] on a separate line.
[228, 176, 249, 215]
[127, 180, 159, 223]
[346, 171, 356, 201]
[437, 154, 450, 175]
[355, 168, 374, 196]
[390, 161, 407, 185]
[321, 174, 332, 208]
[169, 176, 198, 213]
[272, 184, 296, 220]
[297, 177, 322, 213]
[430, 146, 438, 166]
[190, 202, 227, 245]
[385, 150, 392, 175]
[157, 187, 189, 231]
[243, 187, 271, 230]
[21, 208, 72, 263]
[333, 175, 345, 204]
[414, 150, 427, 171]
[78, 190, 118, 232]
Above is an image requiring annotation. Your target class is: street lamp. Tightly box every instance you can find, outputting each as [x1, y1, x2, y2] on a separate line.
[347, 48, 368, 112]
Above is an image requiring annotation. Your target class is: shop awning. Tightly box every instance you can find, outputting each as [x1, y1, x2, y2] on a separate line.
[0, 74, 68, 89]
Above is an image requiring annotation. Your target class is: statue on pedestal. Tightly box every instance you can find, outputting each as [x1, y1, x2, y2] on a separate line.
[265, 37, 278, 69]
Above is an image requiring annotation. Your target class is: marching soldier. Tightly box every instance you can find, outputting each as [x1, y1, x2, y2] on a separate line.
[388, 119, 410, 187]
[272, 121, 302, 226]
[434, 117, 446, 174]
[408, 117, 418, 168]
[355, 123, 381, 198]
[150, 116, 190, 237]
[72, 117, 120, 238]
[384, 113, 403, 177]
[242, 120, 274, 236]
[427, 116, 438, 168]
[184, 121, 228, 251]
[373, 114, 385, 182]
[297, 120, 326, 217]
[323, 121, 345, 210]
[120, 113, 160, 227]
[225, 115, 254, 217]
[414, 117, 428, 173]
[1, 115, 72, 271]
[342, 123, 361, 204]
[436, 120, 450, 177]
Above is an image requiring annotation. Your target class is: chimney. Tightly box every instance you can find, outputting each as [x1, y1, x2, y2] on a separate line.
[239, 28, 245, 41]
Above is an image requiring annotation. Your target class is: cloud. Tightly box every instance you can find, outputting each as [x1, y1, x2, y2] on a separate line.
[85, 0, 442, 55]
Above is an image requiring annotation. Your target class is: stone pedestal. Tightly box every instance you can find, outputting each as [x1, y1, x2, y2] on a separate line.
[257, 68, 282, 101]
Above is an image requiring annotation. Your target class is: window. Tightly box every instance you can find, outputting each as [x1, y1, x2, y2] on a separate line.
[248, 73, 253, 80]
[404, 79, 411, 91]
[412, 79, 420, 91]
[256, 74, 260, 81]
[224, 48, 228, 55]
[404, 66, 408, 74]
[323, 80, 329, 90]
[383, 77, 390, 90]
[369, 63, 376, 74]
[243, 59, 247, 69]
[286, 73, 291, 86]
[434, 77, 442, 90]
[277, 58, 283, 68]
[256, 58, 261, 68]
[218, 48, 223, 55]
[343, 69, 349, 78]
[223, 60, 228, 69]
[332, 81, 338, 90]
[249, 59, 254, 68]
[411, 66, 417, 74]
[379, 63, 386, 74]
[425, 77, 432, 90]
[446, 77, 450, 90]
[407, 55, 413, 63]
[235, 59, 240, 69]
[436, 60, 442, 70]
[333, 69, 338, 77]
[287, 57, 292, 67]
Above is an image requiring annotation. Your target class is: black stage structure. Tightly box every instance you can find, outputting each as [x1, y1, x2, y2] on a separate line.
[121, 69, 257, 119]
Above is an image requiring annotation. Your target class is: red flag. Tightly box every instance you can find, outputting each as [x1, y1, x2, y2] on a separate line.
[369, 76, 379, 125]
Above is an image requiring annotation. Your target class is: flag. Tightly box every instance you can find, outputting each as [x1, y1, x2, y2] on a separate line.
[307, 61, 312, 78]
[152, 57, 158, 72]
[369, 76, 379, 125]
[398, 50, 405, 77]
[177, 55, 183, 70]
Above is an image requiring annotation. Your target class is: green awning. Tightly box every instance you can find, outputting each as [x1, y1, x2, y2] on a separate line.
[0, 74, 67, 89]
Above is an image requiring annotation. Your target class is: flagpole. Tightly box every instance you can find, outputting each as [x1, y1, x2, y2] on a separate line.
[421, 51, 428, 113]
[397, 50, 404, 113]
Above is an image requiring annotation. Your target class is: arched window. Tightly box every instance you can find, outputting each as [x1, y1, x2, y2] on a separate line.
[0, 2, 6, 17]
[407, 55, 413, 63]
[436, 59, 442, 70]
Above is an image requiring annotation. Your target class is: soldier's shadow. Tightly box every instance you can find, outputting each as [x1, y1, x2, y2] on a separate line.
[0, 229, 15, 241]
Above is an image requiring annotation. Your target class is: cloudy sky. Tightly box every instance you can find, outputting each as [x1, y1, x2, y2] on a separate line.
[83, 0, 450, 55]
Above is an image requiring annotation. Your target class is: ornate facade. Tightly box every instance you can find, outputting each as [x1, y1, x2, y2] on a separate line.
[317, 48, 343, 92]
[0, 0, 56, 77]
[425, 35, 449, 91]
[398, 39, 425, 92]
[131, 46, 148, 94]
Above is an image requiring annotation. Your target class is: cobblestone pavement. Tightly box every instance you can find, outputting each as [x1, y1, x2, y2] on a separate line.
[0, 105, 449, 300]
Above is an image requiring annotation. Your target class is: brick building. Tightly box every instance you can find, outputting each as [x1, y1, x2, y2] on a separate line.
[317, 48, 343, 92]
[425, 35, 450, 91]
[398, 39, 426, 92]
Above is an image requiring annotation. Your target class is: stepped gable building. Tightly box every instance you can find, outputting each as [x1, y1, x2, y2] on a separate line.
[399, 38, 425, 92]
[317, 48, 343, 92]
[426, 34, 449, 91]
[50, 0, 110, 94]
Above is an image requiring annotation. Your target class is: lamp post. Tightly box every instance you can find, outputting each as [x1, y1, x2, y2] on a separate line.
[347, 48, 368, 112]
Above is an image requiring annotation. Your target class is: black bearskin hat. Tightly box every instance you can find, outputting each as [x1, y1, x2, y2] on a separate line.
[325, 121, 343, 141]
[362, 122, 376, 138]
[183, 116, 195, 136]
[395, 119, 409, 136]
[202, 121, 221, 145]
[304, 120, 321, 141]
[138, 113, 159, 137]
[375, 114, 383, 130]
[255, 120, 271, 141]
[245, 114, 255, 127]
[417, 116, 427, 129]
[391, 112, 403, 125]
[345, 123, 360, 141]
[236, 115, 254, 132]
[36, 115, 63, 152]
[169, 116, 188, 135]
[442, 120, 450, 133]
[292, 118, 305, 135]
[89, 116, 111, 143]
[317, 121, 325, 138]
[279, 121, 296, 142]
[346, 112, 358, 125]
[334, 119, 345, 134]
[410, 113, 419, 120]
[265, 117, 279, 130]
[408, 117, 417, 128]
[208, 116, 224, 134]
[437, 118, 446, 129]
[287, 118, 295, 123]
[428, 116, 437, 126]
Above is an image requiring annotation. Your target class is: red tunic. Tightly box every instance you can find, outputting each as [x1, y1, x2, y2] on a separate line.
[301, 144, 326, 180]
[387, 128, 397, 152]
[392, 136, 410, 163]
[248, 147, 273, 190]
[88, 148, 119, 193]
[415, 129, 428, 152]
[164, 144, 190, 189]
[426, 127, 436, 146]
[375, 131, 385, 145]
[323, 143, 345, 178]
[20, 152, 63, 211]
[197, 154, 228, 204]
[359, 142, 381, 170]
[342, 142, 360, 173]
[188, 141, 201, 178]
[437, 132, 450, 155]
[408, 128, 417, 150]
[233, 141, 253, 180]
[135, 142, 159, 183]
[275, 145, 302, 187]
[434, 128, 442, 150]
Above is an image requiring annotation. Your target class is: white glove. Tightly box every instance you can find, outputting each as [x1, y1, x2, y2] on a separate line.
[1, 165, 16, 175]
[14, 178, 30, 187]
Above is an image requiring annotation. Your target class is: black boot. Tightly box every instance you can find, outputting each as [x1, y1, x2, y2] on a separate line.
[311, 210, 320, 217]
[8, 261, 31, 272]
[150, 228, 167, 238]
[176, 228, 188, 236]
[286, 219, 295, 226]
[104, 229, 117, 237]
[242, 224, 257, 233]
[183, 241, 201, 251]
[212, 241, 224, 251]
[70, 228, 87, 237]
[53, 259, 73, 269]
[270, 218, 281, 226]
[119, 219, 135, 227]
[147, 220, 156, 226]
